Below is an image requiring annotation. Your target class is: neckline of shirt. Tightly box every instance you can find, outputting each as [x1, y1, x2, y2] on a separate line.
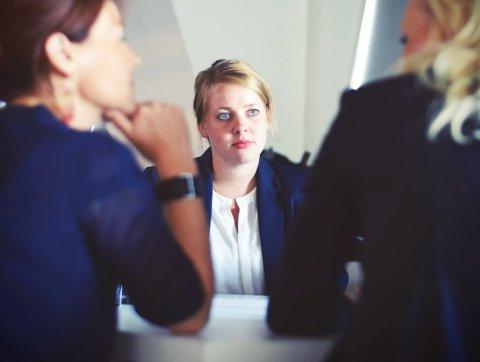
[212, 187, 257, 207]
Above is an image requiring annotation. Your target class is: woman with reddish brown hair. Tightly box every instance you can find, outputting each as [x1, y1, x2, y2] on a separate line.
[0, 1, 212, 361]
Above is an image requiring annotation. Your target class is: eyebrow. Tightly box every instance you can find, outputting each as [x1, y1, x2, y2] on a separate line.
[215, 104, 259, 111]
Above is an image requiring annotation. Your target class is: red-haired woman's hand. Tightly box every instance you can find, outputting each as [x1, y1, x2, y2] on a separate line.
[105, 102, 196, 177]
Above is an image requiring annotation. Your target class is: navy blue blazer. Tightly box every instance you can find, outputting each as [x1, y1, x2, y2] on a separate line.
[268, 75, 480, 361]
[145, 148, 310, 293]
[0, 105, 203, 362]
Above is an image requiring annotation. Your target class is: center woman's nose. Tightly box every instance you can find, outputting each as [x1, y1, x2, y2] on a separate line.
[232, 114, 249, 134]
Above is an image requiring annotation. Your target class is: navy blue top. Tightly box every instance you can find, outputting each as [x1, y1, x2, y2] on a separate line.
[0, 106, 203, 361]
[269, 75, 480, 361]
[146, 148, 314, 294]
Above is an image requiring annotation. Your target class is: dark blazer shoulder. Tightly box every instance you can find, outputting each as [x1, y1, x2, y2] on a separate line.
[340, 74, 436, 118]
[266, 159, 310, 195]
[194, 150, 214, 178]
[345, 74, 421, 100]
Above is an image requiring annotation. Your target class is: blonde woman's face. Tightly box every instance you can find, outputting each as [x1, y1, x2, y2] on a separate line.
[198, 82, 269, 168]
[401, 0, 436, 57]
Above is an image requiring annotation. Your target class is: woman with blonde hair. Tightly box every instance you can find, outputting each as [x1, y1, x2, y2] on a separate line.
[269, 1, 480, 361]
[146, 59, 316, 295]
[0, 1, 213, 360]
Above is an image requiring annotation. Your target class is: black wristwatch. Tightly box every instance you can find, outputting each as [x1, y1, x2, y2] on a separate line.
[156, 172, 203, 202]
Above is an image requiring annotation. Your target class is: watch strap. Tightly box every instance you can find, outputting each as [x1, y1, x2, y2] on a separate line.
[156, 172, 203, 202]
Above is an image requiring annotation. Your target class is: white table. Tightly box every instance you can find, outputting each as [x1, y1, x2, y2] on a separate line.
[112, 294, 334, 362]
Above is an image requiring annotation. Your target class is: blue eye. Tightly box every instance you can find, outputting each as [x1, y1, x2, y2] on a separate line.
[248, 109, 260, 116]
[217, 112, 231, 121]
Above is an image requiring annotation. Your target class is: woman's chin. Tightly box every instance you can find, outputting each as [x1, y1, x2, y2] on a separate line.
[231, 149, 261, 165]
[118, 99, 137, 117]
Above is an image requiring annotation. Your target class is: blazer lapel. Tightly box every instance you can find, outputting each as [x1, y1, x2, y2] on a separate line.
[197, 151, 284, 293]
[196, 149, 213, 227]
[256, 158, 283, 292]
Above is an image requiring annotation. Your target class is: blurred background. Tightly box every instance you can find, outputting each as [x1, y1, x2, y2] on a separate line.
[122, 0, 407, 162]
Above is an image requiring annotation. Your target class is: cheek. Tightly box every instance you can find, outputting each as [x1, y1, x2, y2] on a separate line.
[402, 3, 434, 57]
[201, 124, 227, 146]
[199, 123, 211, 138]
[254, 120, 269, 146]
[403, 30, 431, 57]
[76, 47, 134, 111]
[205, 119, 227, 136]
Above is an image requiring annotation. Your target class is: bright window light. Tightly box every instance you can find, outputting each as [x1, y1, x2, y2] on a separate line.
[350, 0, 378, 89]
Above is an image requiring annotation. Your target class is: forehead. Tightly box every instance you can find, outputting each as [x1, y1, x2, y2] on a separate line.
[207, 82, 263, 108]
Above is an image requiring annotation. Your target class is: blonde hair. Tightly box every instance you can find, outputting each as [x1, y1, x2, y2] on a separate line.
[401, 0, 480, 143]
[193, 59, 276, 132]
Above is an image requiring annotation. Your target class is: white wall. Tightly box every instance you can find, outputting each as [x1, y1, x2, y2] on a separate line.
[123, 0, 366, 162]
[121, 0, 199, 165]
[305, 0, 365, 156]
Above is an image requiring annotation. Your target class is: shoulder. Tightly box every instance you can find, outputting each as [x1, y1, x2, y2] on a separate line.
[350, 73, 418, 94]
[194, 154, 204, 170]
[80, 132, 131, 158]
[264, 158, 310, 192]
[73, 132, 142, 187]
[323, 74, 438, 151]
[339, 74, 434, 118]
[194, 150, 213, 176]
[274, 162, 310, 186]
[78, 132, 134, 166]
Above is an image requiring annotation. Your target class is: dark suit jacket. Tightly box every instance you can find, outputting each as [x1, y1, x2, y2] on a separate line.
[0, 105, 203, 362]
[268, 75, 480, 362]
[145, 148, 310, 294]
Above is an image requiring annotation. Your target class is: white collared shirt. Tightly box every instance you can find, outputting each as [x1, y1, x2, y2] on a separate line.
[210, 187, 265, 295]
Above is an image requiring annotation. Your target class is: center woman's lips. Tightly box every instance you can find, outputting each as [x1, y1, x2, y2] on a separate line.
[233, 140, 253, 149]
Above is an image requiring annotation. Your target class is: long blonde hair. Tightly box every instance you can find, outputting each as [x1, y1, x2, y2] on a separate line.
[402, 0, 480, 143]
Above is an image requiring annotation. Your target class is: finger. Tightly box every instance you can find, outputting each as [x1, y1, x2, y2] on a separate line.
[104, 109, 133, 137]
[135, 101, 155, 111]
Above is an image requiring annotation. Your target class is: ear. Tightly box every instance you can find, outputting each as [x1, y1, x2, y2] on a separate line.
[44, 32, 76, 77]
[197, 122, 209, 138]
